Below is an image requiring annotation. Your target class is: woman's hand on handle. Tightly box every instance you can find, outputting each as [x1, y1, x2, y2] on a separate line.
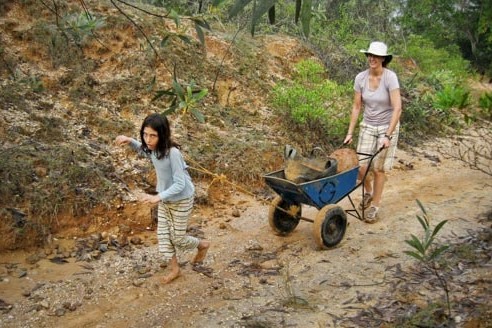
[379, 136, 391, 149]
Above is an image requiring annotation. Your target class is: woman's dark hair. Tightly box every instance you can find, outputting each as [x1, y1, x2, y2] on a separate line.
[140, 113, 179, 159]
[382, 57, 391, 67]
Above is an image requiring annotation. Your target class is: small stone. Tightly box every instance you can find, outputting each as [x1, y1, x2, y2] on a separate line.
[133, 279, 145, 287]
[54, 308, 66, 316]
[130, 236, 142, 245]
[25, 254, 41, 265]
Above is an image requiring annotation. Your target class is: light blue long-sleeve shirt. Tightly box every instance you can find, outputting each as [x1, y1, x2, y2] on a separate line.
[129, 139, 195, 201]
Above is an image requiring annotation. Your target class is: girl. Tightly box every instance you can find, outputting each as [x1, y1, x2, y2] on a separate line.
[115, 113, 210, 283]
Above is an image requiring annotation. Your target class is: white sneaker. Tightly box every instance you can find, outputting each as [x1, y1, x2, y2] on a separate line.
[364, 206, 379, 223]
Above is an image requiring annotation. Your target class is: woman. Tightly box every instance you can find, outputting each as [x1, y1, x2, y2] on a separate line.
[343, 41, 402, 223]
[115, 113, 210, 283]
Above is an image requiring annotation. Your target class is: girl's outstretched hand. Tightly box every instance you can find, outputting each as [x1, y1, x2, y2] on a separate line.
[115, 135, 131, 146]
[137, 193, 161, 205]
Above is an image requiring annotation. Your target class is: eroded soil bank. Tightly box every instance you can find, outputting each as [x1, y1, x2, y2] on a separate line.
[1, 140, 491, 327]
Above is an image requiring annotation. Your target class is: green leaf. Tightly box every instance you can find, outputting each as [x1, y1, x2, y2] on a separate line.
[160, 35, 170, 47]
[268, 5, 275, 24]
[416, 199, 427, 215]
[429, 245, 449, 260]
[163, 108, 176, 116]
[194, 24, 205, 47]
[252, 0, 277, 28]
[172, 80, 185, 98]
[250, 0, 257, 37]
[178, 100, 187, 110]
[146, 75, 156, 92]
[405, 235, 425, 254]
[193, 88, 208, 101]
[193, 18, 211, 30]
[295, 0, 301, 23]
[152, 88, 175, 101]
[229, 0, 253, 18]
[211, 0, 226, 6]
[177, 35, 192, 44]
[169, 9, 180, 27]
[416, 215, 429, 230]
[300, 0, 312, 37]
[191, 108, 205, 123]
[431, 220, 448, 238]
[403, 250, 424, 261]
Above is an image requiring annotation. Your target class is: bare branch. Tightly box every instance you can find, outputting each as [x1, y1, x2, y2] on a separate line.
[114, 0, 170, 19]
[109, 0, 161, 62]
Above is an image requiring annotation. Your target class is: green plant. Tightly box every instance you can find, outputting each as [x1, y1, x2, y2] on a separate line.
[63, 12, 106, 46]
[405, 35, 471, 78]
[478, 92, 492, 119]
[13, 70, 45, 92]
[225, 0, 313, 37]
[271, 59, 352, 145]
[152, 77, 208, 123]
[433, 85, 470, 111]
[404, 200, 451, 322]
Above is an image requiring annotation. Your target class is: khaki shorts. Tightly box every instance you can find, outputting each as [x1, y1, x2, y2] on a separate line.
[357, 122, 399, 172]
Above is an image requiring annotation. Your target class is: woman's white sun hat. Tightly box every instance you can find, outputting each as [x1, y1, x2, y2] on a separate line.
[360, 41, 393, 64]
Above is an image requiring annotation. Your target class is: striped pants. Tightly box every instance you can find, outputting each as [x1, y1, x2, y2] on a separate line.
[157, 197, 200, 260]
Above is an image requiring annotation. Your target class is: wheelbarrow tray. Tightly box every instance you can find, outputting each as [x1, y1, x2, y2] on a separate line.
[263, 166, 359, 210]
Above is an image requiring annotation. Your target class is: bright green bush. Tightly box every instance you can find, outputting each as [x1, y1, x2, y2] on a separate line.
[478, 92, 492, 119]
[271, 59, 352, 146]
[433, 85, 470, 111]
[406, 35, 471, 78]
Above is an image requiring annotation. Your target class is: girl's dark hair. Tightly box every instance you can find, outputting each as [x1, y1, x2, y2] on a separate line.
[140, 113, 180, 159]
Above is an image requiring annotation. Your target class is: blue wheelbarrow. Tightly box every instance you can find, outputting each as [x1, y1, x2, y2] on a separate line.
[263, 148, 382, 249]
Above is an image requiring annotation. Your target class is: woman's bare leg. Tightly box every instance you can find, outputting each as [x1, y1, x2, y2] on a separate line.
[358, 165, 373, 194]
[371, 169, 386, 207]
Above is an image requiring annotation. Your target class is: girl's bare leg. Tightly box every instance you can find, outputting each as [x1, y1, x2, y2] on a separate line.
[192, 240, 210, 264]
[161, 255, 180, 284]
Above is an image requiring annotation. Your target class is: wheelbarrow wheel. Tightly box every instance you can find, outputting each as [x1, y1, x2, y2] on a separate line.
[268, 196, 301, 235]
[313, 204, 347, 248]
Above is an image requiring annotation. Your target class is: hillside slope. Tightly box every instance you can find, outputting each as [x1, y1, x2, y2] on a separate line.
[0, 1, 320, 247]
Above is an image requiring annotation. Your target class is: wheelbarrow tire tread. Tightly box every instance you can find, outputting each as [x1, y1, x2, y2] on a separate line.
[313, 204, 347, 249]
[268, 196, 301, 236]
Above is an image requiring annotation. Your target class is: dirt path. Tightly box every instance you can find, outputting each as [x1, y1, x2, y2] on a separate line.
[0, 143, 491, 328]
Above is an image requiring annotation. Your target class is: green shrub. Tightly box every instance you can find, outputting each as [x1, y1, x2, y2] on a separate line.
[433, 85, 470, 111]
[478, 92, 492, 119]
[63, 12, 106, 46]
[271, 59, 352, 147]
[406, 35, 471, 78]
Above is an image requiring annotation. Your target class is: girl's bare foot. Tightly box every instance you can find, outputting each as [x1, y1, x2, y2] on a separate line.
[192, 240, 210, 264]
[160, 267, 180, 284]
[160, 255, 180, 284]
